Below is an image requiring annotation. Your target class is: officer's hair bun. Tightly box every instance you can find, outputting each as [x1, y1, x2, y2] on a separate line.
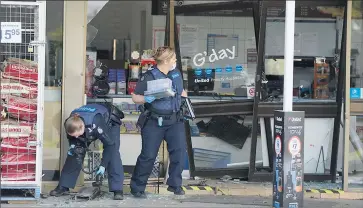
[65, 114, 84, 135]
[152, 46, 175, 63]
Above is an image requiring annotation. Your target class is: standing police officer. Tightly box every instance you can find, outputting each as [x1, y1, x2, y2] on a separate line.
[130, 46, 188, 198]
[49, 103, 125, 200]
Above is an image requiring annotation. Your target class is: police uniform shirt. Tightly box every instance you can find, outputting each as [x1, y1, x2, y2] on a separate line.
[134, 68, 183, 95]
[67, 114, 114, 167]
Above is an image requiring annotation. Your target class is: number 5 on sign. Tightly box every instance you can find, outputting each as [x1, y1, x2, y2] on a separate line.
[1, 22, 22, 43]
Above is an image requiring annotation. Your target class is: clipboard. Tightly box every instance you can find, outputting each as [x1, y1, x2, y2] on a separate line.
[144, 88, 176, 99]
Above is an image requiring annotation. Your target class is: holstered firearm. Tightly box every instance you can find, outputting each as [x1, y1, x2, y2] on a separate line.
[136, 105, 150, 129]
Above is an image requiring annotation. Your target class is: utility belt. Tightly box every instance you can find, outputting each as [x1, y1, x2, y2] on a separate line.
[149, 111, 181, 126]
[137, 105, 182, 128]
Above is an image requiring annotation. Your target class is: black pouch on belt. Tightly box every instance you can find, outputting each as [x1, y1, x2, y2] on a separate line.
[137, 111, 149, 129]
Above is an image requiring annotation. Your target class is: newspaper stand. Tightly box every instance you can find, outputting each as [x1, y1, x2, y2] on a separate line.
[0, 1, 46, 201]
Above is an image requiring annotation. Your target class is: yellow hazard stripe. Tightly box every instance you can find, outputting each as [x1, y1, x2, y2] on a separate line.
[305, 189, 344, 194]
[182, 186, 214, 191]
[204, 186, 214, 191]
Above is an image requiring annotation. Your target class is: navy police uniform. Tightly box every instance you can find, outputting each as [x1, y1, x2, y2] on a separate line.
[130, 67, 186, 194]
[59, 104, 124, 192]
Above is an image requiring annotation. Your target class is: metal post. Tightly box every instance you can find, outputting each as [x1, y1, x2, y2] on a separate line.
[331, 0, 349, 183]
[273, 1, 305, 207]
[169, 0, 175, 48]
[283, 0, 295, 111]
[248, 1, 267, 180]
[343, 0, 352, 192]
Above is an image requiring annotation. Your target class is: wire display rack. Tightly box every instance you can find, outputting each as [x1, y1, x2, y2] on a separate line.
[83, 150, 161, 181]
[0, 1, 46, 201]
[83, 150, 108, 181]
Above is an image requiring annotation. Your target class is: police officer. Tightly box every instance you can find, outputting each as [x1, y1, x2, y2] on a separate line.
[130, 46, 187, 198]
[49, 103, 125, 200]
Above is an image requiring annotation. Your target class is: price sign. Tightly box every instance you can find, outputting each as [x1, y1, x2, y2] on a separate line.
[1, 22, 22, 43]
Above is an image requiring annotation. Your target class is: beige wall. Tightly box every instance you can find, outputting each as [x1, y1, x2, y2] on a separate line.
[60, 0, 88, 184]
[43, 87, 62, 172]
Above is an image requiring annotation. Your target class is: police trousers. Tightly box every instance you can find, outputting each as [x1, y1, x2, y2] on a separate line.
[130, 117, 186, 193]
[59, 124, 124, 192]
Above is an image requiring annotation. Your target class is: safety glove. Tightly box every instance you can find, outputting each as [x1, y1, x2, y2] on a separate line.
[96, 166, 105, 176]
[144, 95, 156, 103]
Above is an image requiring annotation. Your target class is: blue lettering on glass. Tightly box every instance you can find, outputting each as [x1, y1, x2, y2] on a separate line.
[76, 107, 97, 112]
[274, 201, 280, 208]
[225, 66, 233, 73]
[205, 68, 212, 75]
[288, 203, 298, 208]
[194, 69, 202, 76]
[215, 67, 222, 73]
[236, 65, 243, 72]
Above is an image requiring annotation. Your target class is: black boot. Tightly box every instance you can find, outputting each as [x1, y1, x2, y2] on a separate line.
[167, 186, 185, 195]
[130, 191, 147, 198]
[49, 186, 69, 197]
[113, 191, 124, 200]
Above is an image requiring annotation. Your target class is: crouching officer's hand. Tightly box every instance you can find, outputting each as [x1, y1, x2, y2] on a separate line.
[67, 144, 75, 156]
[144, 95, 156, 103]
[96, 166, 105, 176]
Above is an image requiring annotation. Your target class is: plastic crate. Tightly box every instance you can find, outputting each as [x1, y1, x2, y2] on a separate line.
[193, 148, 231, 169]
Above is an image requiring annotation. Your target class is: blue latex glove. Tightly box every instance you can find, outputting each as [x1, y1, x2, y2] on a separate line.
[67, 144, 75, 156]
[96, 166, 105, 176]
[144, 95, 156, 103]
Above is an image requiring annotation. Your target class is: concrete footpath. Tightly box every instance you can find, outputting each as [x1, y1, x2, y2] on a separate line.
[2, 179, 363, 207]
[2, 194, 363, 207]
[188, 180, 363, 200]
[40, 179, 363, 200]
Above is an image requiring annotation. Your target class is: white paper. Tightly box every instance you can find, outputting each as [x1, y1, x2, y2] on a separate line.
[1, 22, 22, 43]
[180, 24, 198, 57]
[301, 33, 318, 56]
[153, 28, 165, 49]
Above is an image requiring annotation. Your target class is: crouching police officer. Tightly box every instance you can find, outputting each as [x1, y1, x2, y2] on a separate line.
[49, 103, 125, 200]
[130, 46, 188, 198]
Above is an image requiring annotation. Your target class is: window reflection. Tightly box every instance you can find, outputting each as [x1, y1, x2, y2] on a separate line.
[42, 1, 64, 181]
[263, 7, 345, 101]
[350, 1, 363, 89]
[45, 1, 64, 87]
[348, 1, 363, 189]
[175, 15, 256, 98]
